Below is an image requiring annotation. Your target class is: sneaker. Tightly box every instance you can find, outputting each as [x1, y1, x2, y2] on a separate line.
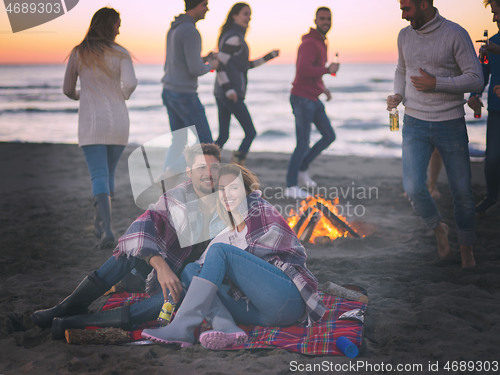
[476, 197, 497, 214]
[298, 171, 317, 187]
[284, 186, 311, 199]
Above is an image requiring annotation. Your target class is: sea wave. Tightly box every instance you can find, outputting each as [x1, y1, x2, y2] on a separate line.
[0, 107, 77, 114]
[259, 129, 289, 138]
[0, 84, 60, 90]
[338, 121, 384, 130]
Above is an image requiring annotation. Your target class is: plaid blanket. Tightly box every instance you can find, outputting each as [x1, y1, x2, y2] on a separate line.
[102, 291, 366, 356]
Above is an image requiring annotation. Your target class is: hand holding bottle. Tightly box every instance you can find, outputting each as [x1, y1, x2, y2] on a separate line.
[328, 62, 339, 75]
[329, 52, 340, 76]
[208, 53, 219, 70]
[467, 94, 483, 118]
[386, 94, 402, 111]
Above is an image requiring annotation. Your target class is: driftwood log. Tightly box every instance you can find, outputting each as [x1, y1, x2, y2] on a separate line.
[323, 281, 369, 304]
[65, 328, 131, 345]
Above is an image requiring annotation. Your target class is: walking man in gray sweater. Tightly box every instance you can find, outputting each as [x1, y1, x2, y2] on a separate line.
[162, 0, 218, 143]
[387, 0, 484, 268]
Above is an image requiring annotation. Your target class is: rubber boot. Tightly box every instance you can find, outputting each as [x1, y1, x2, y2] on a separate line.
[31, 271, 109, 329]
[141, 276, 218, 347]
[52, 305, 131, 340]
[94, 193, 115, 249]
[231, 151, 247, 166]
[199, 295, 248, 350]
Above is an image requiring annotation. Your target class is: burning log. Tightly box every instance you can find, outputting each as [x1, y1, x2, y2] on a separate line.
[299, 211, 320, 243]
[315, 202, 360, 238]
[292, 207, 312, 235]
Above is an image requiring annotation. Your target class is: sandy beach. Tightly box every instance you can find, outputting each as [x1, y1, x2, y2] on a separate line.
[1, 141, 499, 375]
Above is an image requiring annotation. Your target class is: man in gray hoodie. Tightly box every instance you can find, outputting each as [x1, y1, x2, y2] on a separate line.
[162, 0, 217, 143]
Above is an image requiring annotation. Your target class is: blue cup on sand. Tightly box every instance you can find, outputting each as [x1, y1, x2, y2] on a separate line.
[336, 336, 359, 358]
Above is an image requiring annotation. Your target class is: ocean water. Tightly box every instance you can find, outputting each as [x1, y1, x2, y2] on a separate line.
[0, 63, 487, 158]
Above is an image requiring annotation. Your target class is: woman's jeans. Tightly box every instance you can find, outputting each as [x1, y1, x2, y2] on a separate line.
[82, 145, 125, 197]
[402, 114, 475, 245]
[485, 110, 500, 201]
[181, 243, 305, 327]
[286, 94, 336, 187]
[215, 96, 256, 154]
[96, 255, 163, 324]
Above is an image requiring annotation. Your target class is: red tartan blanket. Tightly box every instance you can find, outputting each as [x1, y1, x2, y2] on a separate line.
[102, 291, 366, 356]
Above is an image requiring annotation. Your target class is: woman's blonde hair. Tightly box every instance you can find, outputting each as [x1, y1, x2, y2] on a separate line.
[71, 7, 125, 76]
[216, 164, 259, 229]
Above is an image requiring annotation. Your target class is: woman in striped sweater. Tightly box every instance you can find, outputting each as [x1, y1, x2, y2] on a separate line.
[214, 3, 279, 165]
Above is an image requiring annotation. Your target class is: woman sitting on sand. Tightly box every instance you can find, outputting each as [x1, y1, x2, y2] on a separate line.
[142, 164, 325, 350]
[63, 7, 137, 249]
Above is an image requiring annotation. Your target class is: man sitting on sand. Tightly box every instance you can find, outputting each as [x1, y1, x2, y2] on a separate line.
[31, 144, 225, 338]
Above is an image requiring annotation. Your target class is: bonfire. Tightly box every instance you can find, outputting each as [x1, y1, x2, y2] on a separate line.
[287, 195, 360, 244]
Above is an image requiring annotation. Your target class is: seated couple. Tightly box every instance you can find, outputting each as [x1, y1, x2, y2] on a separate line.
[32, 143, 326, 350]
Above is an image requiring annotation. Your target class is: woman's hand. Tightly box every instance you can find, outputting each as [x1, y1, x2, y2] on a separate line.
[149, 255, 182, 303]
[494, 85, 500, 98]
[226, 90, 238, 103]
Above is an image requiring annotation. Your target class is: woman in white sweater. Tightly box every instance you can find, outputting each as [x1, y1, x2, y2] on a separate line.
[63, 7, 137, 249]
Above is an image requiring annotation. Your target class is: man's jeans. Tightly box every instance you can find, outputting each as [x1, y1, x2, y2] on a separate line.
[181, 243, 305, 327]
[286, 94, 335, 187]
[485, 110, 500, 201]
[96, 255, 163, 324]
[162, 88, 213, 143]
[402, 114, 476, 246]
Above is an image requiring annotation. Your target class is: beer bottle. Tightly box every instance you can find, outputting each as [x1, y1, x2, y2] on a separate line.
[389, 108, 399, 131]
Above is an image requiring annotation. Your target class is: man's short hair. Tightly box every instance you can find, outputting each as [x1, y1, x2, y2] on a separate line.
[315, 6, 331, 17]
[484, 0, 500, 7]
[411, 0, 433, 7]
[185, 143, 221, 167]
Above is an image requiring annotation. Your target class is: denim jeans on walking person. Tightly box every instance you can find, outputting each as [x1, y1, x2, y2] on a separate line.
[484, 110, 500, 201]
[162, 89, 213, 173]
[82, 145, 125, 196]
[215, 96, 256, 154]
[162, 88, 213, 143]
[402, 114, 476, 246]
[95, 255, 164, 324]
[181, 243, 305, 327]
[286, 94, 336, 187]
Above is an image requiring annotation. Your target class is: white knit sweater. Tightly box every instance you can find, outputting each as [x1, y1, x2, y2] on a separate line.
[394, 9, 484, 121]
[63, 44, 137, 146]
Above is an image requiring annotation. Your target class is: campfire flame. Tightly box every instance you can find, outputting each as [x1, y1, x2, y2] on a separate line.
[287, 195, 358, 244]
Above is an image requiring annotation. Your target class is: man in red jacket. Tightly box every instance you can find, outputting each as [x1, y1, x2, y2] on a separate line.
[285, 7, 339, 199]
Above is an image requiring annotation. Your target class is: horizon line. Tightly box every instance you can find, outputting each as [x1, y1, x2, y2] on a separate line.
[0, 61, 398, 66]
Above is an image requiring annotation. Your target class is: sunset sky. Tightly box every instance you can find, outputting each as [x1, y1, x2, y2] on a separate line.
[0, 0, 493, 65]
